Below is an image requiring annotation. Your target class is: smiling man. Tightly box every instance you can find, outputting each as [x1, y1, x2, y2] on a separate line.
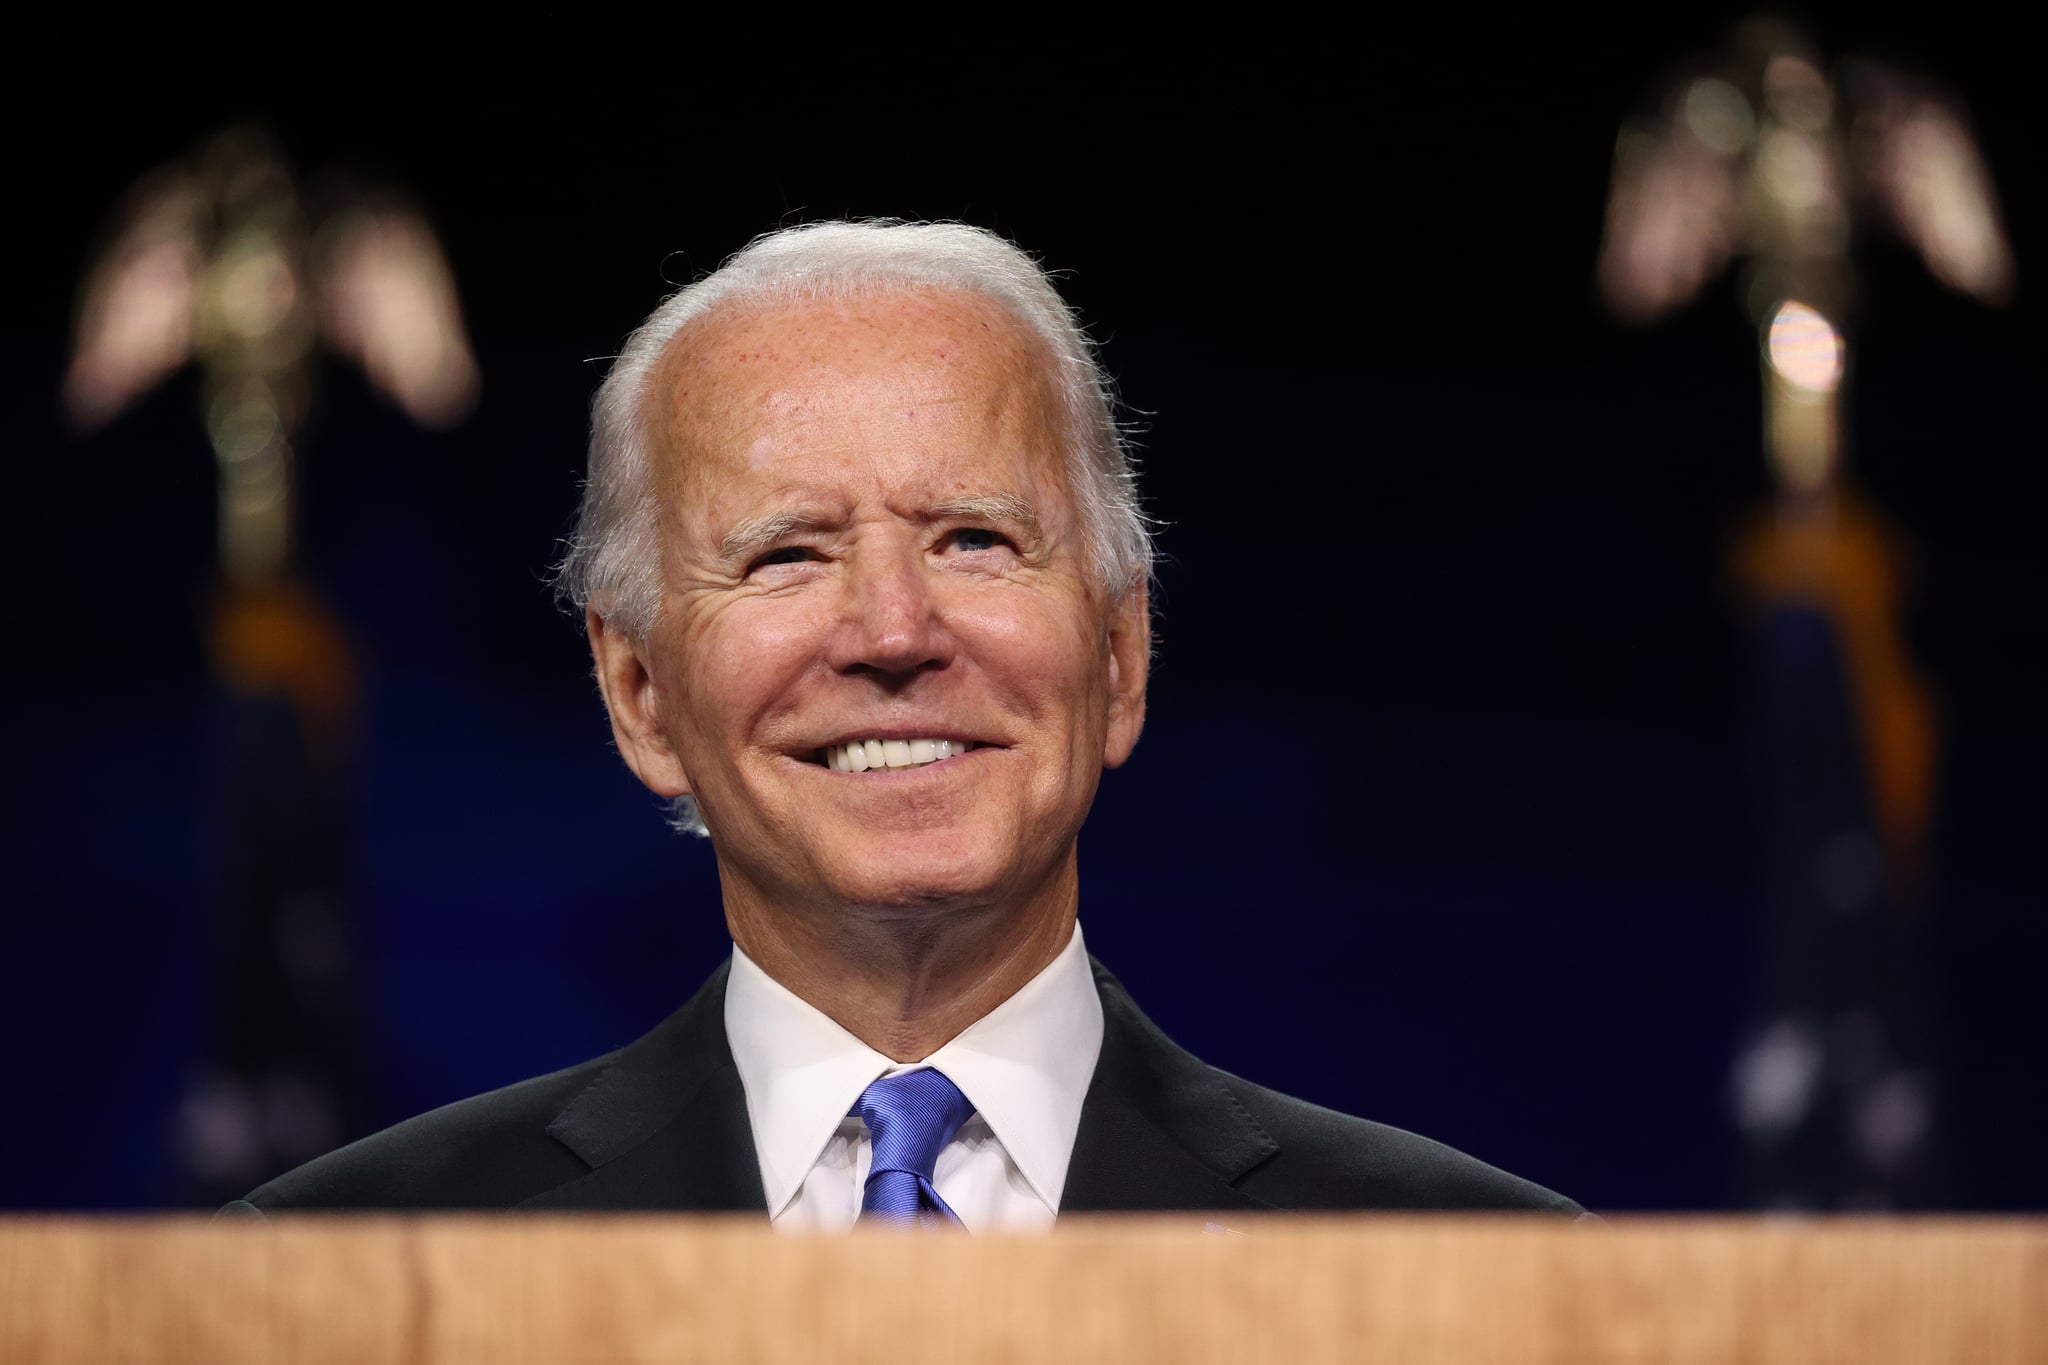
[227, 221, 1582, 1226]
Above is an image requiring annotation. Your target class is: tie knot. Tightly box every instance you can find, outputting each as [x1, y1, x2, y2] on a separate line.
[853, 1069, 976, 1183]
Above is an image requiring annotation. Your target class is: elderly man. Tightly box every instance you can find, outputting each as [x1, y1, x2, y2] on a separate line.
[228, 221, 1581, 1225]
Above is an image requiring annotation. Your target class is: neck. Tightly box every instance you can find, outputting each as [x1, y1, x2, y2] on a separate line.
[722, 860, 1079, 1062]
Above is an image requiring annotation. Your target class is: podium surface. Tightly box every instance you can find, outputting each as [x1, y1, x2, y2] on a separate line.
[3, 1216, 2042, 1362]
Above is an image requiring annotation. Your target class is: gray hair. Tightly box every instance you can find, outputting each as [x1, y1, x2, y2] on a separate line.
[553, 219, 1152, 834]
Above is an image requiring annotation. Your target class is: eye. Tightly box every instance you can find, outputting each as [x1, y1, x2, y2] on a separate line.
[748, 545, 821, 574]
[942, 526, 1008, 554]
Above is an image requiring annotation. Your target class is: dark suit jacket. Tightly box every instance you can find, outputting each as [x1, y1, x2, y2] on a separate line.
[226, 958, 1583, 1218]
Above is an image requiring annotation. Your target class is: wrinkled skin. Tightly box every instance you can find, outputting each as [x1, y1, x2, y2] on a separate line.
[588, 286, 1148, 1057]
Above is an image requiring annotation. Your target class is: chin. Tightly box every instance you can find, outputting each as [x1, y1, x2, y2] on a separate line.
[828, 859, 1009, 914]
[807, 827, 1018, 913]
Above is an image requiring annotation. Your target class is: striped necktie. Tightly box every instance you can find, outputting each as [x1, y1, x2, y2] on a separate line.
[853, 1069, 976, 1227]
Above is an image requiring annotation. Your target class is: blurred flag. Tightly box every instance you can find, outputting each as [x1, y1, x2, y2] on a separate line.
[1729, 499, 1950, 1209]
[184, 583, 364, 1205]
[1598, 18, 2011, 1209]
[68, 126, 478, 1204]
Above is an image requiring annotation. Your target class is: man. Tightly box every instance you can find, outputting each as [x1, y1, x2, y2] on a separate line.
[228, 221, 1583, 1225]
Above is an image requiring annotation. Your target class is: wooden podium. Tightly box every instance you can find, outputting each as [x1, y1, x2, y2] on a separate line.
[2, 1217, 2041, 1362]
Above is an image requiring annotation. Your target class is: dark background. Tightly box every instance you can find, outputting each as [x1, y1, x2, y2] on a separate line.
[4, 16, 2041, 1212]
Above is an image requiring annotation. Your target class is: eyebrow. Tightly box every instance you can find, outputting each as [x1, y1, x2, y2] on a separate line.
[927, 492, 1045, 543]
[716, 509, 833, 568]
[714, 493, 1046, 568]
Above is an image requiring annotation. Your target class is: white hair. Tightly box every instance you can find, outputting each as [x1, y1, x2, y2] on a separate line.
[553, 219, 1152, 835]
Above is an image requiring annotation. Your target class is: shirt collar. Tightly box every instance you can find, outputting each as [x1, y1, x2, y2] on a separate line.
[724, 923, 1105, 1219]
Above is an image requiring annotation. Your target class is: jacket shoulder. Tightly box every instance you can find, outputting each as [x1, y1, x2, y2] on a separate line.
[1220, 1071, 1584, 1214]
[242, 1052, 616, 1212]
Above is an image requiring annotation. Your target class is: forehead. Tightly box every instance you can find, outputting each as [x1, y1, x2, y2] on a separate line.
[646, 286, 1068, 519]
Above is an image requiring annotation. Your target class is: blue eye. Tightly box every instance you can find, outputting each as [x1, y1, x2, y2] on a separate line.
[947, 527, 1003, 553]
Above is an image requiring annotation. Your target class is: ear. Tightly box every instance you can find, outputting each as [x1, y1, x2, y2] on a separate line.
[587, 606, 693, 798]
[1101, 580, 1150, 769]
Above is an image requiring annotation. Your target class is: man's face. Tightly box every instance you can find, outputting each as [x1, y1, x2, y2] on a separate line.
[597, 287, 1147, 922]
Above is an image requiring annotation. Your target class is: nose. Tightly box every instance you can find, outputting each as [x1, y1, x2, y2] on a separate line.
[825, 539, 953, 681]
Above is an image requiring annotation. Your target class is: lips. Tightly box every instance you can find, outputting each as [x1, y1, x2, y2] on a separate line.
[816, 738, 982, 772]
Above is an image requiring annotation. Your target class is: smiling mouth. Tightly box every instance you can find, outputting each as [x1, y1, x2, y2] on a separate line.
[814, 738, 983, 773]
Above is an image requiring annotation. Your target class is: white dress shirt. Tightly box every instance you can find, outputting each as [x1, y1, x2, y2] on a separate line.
[723, 923, 1105, 1233]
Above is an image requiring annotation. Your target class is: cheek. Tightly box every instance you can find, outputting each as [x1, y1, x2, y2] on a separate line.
[669, 600, 828, 739]
[959, 598, 1107, 718]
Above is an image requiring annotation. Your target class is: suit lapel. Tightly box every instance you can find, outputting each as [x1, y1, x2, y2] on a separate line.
[510, 953, 1274, 1216]
[1060, 959, 1280, 1214]
[517, 960, 768, 1214]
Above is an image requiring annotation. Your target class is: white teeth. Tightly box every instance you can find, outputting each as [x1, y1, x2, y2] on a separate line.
[820, 738, 976, 772]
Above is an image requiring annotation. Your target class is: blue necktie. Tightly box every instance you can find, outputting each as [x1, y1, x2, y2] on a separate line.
[853, 1069, 976, 1227]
